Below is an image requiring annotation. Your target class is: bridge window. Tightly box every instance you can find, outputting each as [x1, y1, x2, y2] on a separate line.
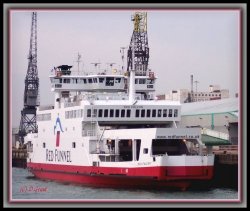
[139, 79, 146, 84]
[115, 109, 120, 117]
[72, 78, 78, 84]
[152, 109, 156, 117]
[110, 109, 114, 117]
[163, 109, 167, 117]
[135, 79, 138, 84]
[157, 109, 162, 117]
[147, 109, 151, 117]
[65, 111, 69, 119]
[106, 77, 114, 86]
[121, 109, 125, 118]
[88, 78, 93, 83]
[43, 143, 46, 148]
[169, 109, 172, 117]
[63, 78, 70, 84]
[147, 79, 154, 84]
[93, 78, 98, 83]
[83, 79, 87, 84]
[104, 109, 109, 117]
[72, 142, 76, 148]
[99, 78, 104, 83]
[143, 148, 148, 154]
[127, 109, 131, 117]
[98, 109, 103, 117]
[174, 109, 178, 117]
[92, 109, 97, 117]
[115, 78, 121, 83]
[141, 109, 145, 117]
[136, 109, 140, 118]
[76, 110, 80, 118]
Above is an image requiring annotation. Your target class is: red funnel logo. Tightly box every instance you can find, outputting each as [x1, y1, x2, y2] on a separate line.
[54, 116, 64, 147]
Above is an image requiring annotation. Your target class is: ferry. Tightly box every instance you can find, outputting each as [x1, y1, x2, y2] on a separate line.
[25, 13, 214, 191]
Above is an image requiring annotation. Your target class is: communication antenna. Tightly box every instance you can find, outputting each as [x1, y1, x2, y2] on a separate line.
[91, 62, 101, 73]
[120, 47, 127, 73]
[106, 62, 116, 73]
[76, 53, 82, 74]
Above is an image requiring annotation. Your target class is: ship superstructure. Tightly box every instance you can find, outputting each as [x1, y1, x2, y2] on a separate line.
[25, 12, 214, 190]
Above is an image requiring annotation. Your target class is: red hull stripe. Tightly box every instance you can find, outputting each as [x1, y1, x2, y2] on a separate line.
[27, 162, 213, 189]
[56, 131, 60, 147]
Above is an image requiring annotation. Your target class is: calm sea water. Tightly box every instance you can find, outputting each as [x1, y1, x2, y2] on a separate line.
[11, 167, 238, 201]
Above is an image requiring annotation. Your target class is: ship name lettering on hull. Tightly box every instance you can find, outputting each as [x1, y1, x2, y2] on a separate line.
[46, 149, 72, 162]
[124, 106, 143, 109]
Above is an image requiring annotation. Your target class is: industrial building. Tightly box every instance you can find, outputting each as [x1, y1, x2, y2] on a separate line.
[162, 85, 230, 103]
[179, 97, 238, 145]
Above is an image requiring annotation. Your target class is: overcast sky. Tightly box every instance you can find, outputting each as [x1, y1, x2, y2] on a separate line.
[10, 10, 240, 128]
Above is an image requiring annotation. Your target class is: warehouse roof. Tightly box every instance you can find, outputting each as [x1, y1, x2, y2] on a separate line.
[181, 98, 239, 116]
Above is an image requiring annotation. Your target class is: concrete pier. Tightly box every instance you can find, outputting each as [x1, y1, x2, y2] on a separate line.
[12, 148, 27, 168]
[212, 145, 238, 189]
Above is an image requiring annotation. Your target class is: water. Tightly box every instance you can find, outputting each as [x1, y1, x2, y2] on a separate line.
[11, 167, 238, 201]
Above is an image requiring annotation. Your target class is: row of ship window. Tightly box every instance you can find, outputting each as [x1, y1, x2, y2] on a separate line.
[52, 77, 121, 87]
[37, 113, 51, 121]
[52, 78, 154, 86]
[86, 108, 178, 118]
[65, 109, 84, 119]
[37, 108, 178, 121]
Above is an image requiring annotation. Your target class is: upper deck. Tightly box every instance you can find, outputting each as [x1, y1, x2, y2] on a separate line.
[42, 65, 181, 125]
[37, 99, 181, 124]
[49, 65, 156, 93]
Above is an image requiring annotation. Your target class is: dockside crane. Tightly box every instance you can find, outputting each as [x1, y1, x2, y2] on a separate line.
[127, 12, 149, 76]
[18, 12, 39, 144]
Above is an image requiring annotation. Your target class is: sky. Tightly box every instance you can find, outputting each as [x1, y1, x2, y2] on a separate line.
[10, 9, 240, 128]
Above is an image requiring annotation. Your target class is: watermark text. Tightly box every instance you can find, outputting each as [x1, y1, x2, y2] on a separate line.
[19, 185, 48, 193]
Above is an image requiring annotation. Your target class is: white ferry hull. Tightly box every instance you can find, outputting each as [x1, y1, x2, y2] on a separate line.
[26, 127, 215, 190]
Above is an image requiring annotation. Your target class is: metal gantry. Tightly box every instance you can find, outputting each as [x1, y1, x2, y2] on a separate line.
[19, 12, 39, 144]
[127, 12, 149, 76]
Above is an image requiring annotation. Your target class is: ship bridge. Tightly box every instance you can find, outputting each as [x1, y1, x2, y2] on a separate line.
[49, 65, 156, 94]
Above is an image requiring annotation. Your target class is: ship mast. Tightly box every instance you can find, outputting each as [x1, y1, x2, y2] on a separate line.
[129, 36, 136, 103]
